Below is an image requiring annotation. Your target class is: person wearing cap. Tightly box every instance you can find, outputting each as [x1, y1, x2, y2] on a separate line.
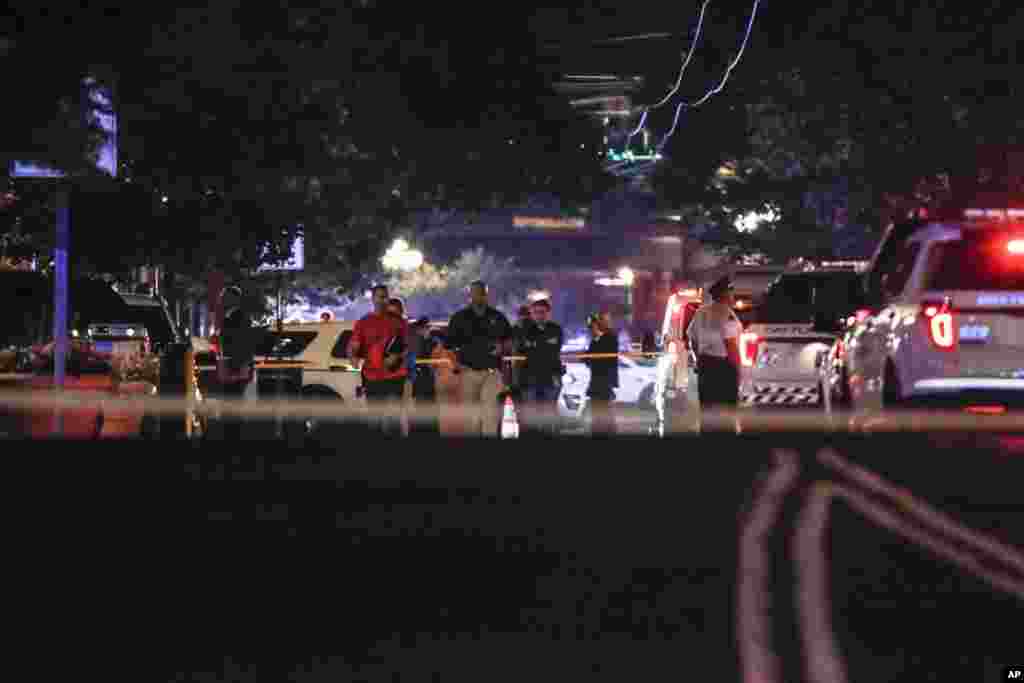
[686, 275, 742, 414]
[584, 312, 619, 435]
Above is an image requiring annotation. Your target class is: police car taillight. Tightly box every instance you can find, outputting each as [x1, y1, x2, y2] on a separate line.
[920, 300, 955, 350]
[739, 332, 760, 367]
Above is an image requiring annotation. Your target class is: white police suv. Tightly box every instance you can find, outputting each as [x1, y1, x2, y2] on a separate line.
[740, 269, 867, 407]
[841, 208, 1024, 412]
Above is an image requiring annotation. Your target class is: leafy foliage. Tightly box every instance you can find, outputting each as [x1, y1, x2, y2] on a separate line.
[384, 247, 543, 320]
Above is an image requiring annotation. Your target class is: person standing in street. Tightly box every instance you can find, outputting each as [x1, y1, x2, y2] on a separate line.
[347, 284, 408, 434]
[445, 281, 513, 436]
[686, 276, 742, 428]
[584, 312, 619, 435]
[409, 318, 439, 435]
[218, 296, 262, 439]
[387, 297, 417, 435]
[519, 298, 564, 435]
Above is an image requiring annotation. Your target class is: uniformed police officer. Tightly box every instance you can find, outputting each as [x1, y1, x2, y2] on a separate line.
[686, 276, 742, 413]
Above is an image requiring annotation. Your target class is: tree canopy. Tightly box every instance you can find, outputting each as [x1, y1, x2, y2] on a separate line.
[647, 0, 1022, 261]
[4, 1, 612, 293]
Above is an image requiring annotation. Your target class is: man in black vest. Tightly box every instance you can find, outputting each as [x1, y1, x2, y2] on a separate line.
[445, 281, 513, 436]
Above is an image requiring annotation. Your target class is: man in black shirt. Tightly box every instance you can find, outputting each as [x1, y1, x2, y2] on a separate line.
[445, 281, 513, 436]
[519, 299, 564, 435]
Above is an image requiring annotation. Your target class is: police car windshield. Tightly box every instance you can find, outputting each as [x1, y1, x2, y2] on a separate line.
[755, 274, 865, 323]
[924, 238, 1024, 291]
[258, 331, 318, 357]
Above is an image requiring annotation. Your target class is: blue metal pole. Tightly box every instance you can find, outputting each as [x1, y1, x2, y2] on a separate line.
[52, 185, 70, 435]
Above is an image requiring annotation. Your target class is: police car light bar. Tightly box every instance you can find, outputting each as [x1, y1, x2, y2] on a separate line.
[964, 208, 1024, 219]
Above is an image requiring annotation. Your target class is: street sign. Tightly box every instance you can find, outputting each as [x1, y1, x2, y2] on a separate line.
[258, 235, 305, 272]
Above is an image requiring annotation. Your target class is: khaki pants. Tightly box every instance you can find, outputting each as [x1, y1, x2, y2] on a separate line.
[458, 369, 503, 437]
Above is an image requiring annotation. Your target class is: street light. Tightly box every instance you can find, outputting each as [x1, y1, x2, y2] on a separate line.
[618, 267, 635, 327]
[382, 238, 424, 271]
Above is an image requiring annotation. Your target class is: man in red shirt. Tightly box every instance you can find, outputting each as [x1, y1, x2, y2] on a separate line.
[347, 284, 408, 433]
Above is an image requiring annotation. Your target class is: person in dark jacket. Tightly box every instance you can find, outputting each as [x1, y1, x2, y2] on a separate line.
[409, 317, 439, 434]
[584, 312, 618, 435]
[219, 303, 260, 439]
[519, 299, 564, 435]
[506, 304, 532, 401]
[641, 330, 657, 355]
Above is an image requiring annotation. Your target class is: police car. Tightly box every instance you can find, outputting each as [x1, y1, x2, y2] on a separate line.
[248, 321, 364, 403]
[740, 268, 868, 406]
[837, 208, 1024, 412]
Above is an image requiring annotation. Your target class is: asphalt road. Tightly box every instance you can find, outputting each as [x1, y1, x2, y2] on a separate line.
[5, 434, 1019, 681]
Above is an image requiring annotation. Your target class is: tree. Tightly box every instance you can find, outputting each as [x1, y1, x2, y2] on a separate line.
[383, 248, 543, 321]
[650, 0, 1023, 263]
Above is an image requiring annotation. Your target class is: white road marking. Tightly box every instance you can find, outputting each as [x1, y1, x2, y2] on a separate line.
[792, 483, 849, 683]
[794, 479, 1024, 683]
[818, 449, 1024, 575]
[736, 450, 800, 683]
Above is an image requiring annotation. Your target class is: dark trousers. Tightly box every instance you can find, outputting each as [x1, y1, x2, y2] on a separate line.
[219, 379, 250, 440]
[364, 377, 406, 434]
[522, 383, 560, 435]
[697, 354, 739, 407]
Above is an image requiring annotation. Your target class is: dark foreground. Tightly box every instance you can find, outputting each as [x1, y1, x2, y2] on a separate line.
[6, 433, 1022, 682]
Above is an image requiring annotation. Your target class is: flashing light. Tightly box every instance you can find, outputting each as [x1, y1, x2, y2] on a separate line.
[618, 267, 635, 286]
[854, 308, 872, 323]
[921, 301, 955, 350]
[1008, 239, 1024, 255]
[964, 208, 1024, 220]
[965, 405, 1007, 415]
[739, 332, 760, 367]
[126, 328, 136, 337]
[679, 288, 698, 297]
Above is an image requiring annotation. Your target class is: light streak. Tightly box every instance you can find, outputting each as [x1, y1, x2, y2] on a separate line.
[627, 110, 648, 139]
[644, 0, 762, 157]
[655, 101, 686, 152]
[685, 0, 761, 108]
[649, 0, 712, 110]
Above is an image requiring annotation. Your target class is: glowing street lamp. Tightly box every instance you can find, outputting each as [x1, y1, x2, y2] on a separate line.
[381, 238, 424, 272]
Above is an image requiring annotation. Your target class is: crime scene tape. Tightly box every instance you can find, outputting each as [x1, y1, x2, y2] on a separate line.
[192, 351, 672, 371]
[1, 389, 1023, 433]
